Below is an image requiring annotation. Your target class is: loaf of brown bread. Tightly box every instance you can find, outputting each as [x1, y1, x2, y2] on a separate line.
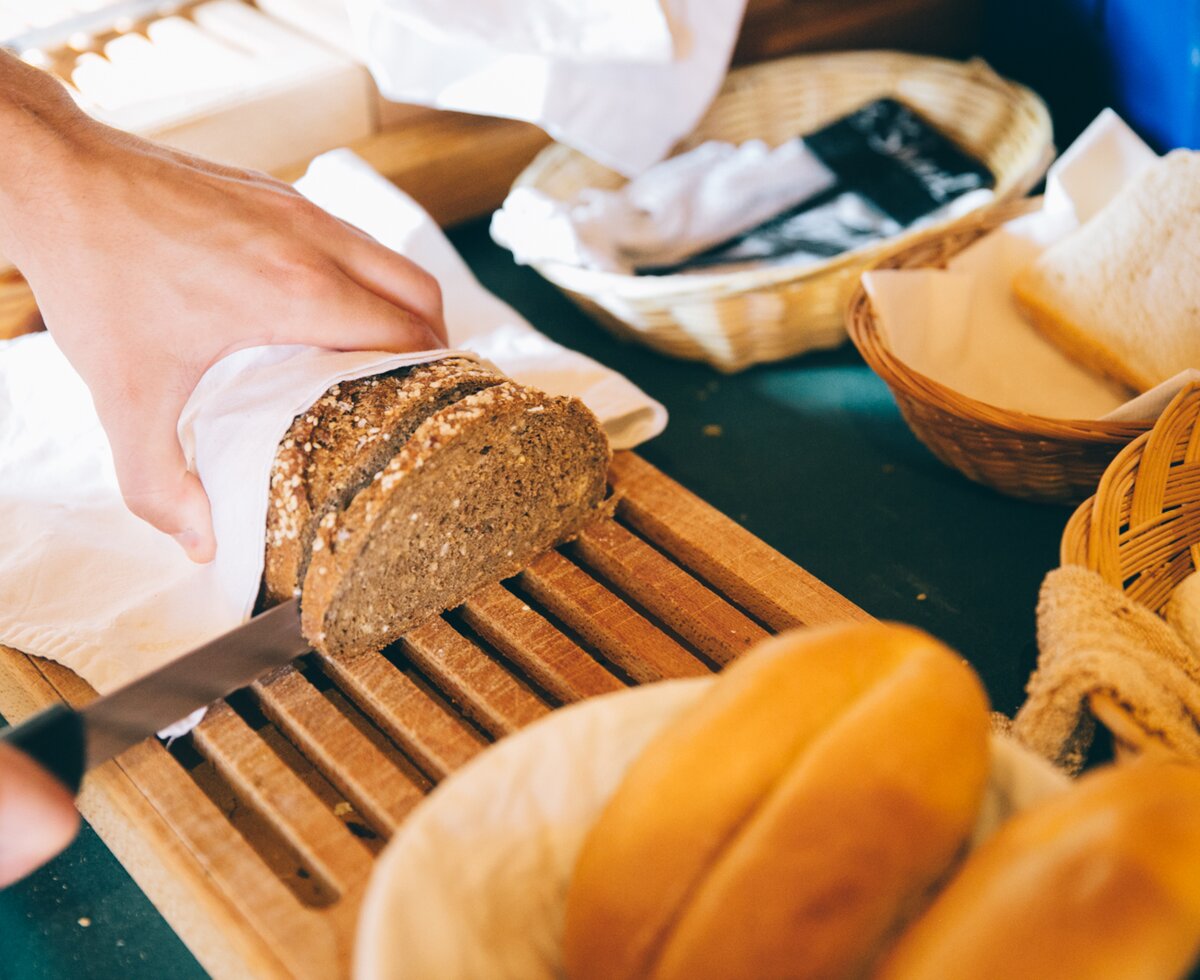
[264, 359, 611, 658]
[876, 760, 1200, 980]
[562, 622, 992, 980]
[264, 357, 507, 603]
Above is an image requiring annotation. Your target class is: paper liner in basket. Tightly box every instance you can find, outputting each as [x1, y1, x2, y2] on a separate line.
[861, 110, 1199, 423]
[354, 678, 1069, 980]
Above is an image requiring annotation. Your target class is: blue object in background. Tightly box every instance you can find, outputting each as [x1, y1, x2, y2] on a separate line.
[984, 0, 1200, 152]
[1102, 0, 1200, 150]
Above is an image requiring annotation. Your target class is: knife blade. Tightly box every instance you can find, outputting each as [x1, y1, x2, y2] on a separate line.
[0, 598, 307, 793]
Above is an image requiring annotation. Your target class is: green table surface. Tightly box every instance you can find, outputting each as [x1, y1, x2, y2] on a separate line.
[0, 217, 1074, 979]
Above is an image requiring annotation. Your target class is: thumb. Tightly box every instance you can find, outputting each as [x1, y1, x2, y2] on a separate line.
[100, 391, 217, 564]
[0, 743, 80, 887]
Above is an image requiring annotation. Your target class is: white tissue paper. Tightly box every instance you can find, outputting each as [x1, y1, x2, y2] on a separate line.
[345, 0, 748, 177]
[353, 678, 1070, 980]
[0, 149, 666, 710]
[861, 109, 1199, 421]
[492, 135, 996, 275]
[491, 139, 838, 273]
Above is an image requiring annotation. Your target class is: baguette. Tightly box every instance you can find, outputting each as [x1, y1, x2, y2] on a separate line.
[562, 622, 992, 980]
[299, 381, 610, 658]
[1012, 150, 1200, 392]
[876, 760, 1200, 980]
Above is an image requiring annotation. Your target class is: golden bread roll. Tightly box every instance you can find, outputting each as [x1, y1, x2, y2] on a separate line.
[562, 622, 992, 980]
[875, 760, 1200, 980]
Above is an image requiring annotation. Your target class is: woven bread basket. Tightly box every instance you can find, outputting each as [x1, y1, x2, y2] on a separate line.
[1058, 383, 1200, 759]
[846, 196, 1154, 505]
[513, 51, 1053, 373]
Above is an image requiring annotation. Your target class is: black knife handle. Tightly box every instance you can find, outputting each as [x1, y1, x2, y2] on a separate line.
[0, 704, 85, 795]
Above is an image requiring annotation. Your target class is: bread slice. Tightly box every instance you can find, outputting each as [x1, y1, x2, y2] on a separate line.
[1012, 150, 1200, 392]
[263, 357, 506, 603]
[300, 382, 611, 659]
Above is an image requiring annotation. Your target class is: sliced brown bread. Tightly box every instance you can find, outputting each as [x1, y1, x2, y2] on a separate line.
[299, 382, 611, 659]
[263, 357, 506, 603]
[1012, 150, 1200, 393]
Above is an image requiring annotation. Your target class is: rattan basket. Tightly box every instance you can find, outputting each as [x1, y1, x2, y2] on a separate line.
[513, 51, 1053, 373]
[1059, 383, 1200, 759]
[846, 196, 1154, 505]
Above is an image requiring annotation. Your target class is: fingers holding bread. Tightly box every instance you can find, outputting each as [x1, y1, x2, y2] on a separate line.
[563, 622, 993, 980]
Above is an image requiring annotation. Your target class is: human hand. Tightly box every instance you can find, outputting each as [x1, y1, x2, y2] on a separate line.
[0, 55, 446, 563]
[0, 743, 79, 887]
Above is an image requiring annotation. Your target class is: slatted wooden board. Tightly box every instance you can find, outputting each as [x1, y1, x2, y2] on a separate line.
[0, 452, 868, 978]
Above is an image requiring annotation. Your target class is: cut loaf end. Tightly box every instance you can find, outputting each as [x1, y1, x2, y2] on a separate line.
[294, 380, 611, 659]
[263, 357, 507, 604]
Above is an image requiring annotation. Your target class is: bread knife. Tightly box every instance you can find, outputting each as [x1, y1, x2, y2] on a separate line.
[0, 598, 306, 793]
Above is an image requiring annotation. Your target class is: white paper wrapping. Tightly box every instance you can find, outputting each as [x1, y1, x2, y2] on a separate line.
[354, 678, 1070, 980]
[861, 110, 1199, 421]
[490, 138, 838, 273]
[0, 149, 665, 699]
[345, 0, 748, 177]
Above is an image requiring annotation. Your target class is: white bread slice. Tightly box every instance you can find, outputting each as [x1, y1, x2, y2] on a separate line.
[1013, 150, 1200, 392]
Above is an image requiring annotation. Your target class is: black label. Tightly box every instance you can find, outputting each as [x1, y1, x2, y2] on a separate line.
[804, 97, 993, 225]
[638, 97, 993, 275]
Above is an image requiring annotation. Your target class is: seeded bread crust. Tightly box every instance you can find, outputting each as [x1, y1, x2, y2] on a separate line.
[264, 357, 505, 603]
[300, 382, 611, 658]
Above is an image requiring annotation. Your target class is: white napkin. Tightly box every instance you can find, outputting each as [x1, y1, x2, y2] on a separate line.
[491, 139, 838, 273]
[345, 0, 748, 177]
[0, 149, 666, 703]
[354, 678, 1070, 980]
[349, 0, 678, 64]
[861, 110, 1196, 421]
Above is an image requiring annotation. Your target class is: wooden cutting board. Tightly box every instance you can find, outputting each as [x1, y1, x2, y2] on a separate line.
[0, 452, 868, 979]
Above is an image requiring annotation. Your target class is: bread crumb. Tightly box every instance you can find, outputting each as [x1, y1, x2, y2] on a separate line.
[77, 918, 91, 928]
[333, 802, 353, 817]
[702, 424, 723, 438]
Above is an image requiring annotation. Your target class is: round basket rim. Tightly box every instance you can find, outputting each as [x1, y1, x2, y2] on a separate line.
[512, 49, 1054, 304]
[1058, 382, 1200, 573]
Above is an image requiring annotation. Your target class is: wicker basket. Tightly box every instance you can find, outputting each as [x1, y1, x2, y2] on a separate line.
[1059, 383, 1200, 759]
[514, 51, 1053, 373]
[846, 196, 1154, 505]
